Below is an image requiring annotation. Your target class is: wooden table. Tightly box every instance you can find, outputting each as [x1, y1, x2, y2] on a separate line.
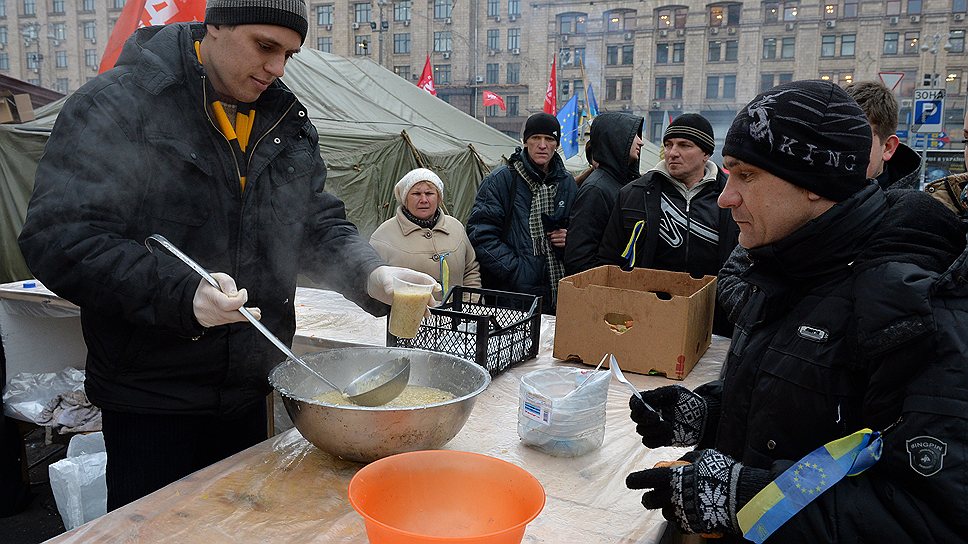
[43, 299, 728, 543]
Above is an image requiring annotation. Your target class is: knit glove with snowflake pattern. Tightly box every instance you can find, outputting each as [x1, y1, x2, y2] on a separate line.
[626, 449, 772, 536]
[629, 385, 716, 448]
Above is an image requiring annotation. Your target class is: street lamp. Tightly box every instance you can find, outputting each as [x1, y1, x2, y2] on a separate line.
[377, 0, 388, 67]
[915, 32, 952, 187]
[20, 23, 43, 87]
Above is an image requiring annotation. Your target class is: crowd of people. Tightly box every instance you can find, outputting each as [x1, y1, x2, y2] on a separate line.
[4, 1, 968, 542]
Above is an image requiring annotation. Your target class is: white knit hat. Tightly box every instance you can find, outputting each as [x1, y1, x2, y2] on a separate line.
[393, 168, 444, 205]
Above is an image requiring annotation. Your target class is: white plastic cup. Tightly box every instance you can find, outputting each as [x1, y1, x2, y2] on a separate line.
[388, 277, 436, 339]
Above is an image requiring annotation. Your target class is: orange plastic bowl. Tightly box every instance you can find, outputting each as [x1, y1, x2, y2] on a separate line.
[348, 450, 546, 544]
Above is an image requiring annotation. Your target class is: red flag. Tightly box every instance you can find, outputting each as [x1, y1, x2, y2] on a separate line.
[99, 0, 206, 73]
[482, 90, 506, 111]
[417, 55, 437, 96]
[543, 55, 557, 114]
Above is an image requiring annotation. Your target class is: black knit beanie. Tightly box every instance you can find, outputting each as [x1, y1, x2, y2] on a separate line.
[664, 113, 715, 155]
[723, 80, 871, 202]
[206, 0, 309, 43]
[522, 112, 561, 144]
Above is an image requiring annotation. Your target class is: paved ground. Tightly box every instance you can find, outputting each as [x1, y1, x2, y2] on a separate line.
[1, 427, 68, 544]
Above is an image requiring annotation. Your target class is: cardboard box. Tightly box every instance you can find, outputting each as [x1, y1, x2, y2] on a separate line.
[553, 265, 716, 380]
[0, 92, 35, 124]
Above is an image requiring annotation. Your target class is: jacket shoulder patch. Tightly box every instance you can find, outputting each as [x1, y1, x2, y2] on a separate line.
[906, 435, 947, 477]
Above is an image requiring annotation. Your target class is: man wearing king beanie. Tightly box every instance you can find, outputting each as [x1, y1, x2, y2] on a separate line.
[597, 112, 739, 336]
[19, 0, 436, 509]
[623, 80, 968, 542]
[467, 113, 576, 313]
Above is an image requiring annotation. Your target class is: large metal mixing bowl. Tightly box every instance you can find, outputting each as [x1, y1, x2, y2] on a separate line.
[269, 347, 491, 463]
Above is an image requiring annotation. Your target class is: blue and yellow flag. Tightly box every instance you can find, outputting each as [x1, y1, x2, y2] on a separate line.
[620, 220, 646, 268]
[556, 95, 580, 159]
[587, 83, 600, 117]
[737, 428, 883, 543]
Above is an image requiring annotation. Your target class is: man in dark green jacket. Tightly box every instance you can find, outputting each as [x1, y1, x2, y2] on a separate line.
[18, 0, 432, 510]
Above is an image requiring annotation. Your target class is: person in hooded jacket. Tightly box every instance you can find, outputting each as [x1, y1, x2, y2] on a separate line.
[17, 0, 435, 510]
[625, 80, 968, 543]
[466, 113, 576, 313]
[597, 113, 739, 336]
[564, 112, 643, 275]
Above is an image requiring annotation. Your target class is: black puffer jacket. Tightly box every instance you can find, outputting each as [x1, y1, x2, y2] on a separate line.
[17, 23, 385, 416]
[875, 141, 921, 191]
[711, 186, 968, 542]
[564, 112, 643, 275]
[466, 147, 576, 311]
[598, 163, 738, 336]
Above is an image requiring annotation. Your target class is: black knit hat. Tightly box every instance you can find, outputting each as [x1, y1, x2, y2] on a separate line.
[724, 80, 871, 202]
[206, 0, 309, 43]
[664, 113, 715, 155]
[522, 112, 561, 144]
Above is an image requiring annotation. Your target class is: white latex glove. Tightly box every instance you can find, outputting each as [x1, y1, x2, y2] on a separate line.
[192, 272, 262, 328]
[366, 266, 441, 306]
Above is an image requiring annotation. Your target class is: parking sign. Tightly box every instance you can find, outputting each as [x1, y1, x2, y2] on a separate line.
[914, 88, 945, 133]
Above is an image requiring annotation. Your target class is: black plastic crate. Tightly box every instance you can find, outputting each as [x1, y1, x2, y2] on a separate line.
[387, 286, 542, 377]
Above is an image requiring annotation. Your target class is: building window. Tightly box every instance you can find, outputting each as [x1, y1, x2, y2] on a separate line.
[507, 62, 520, 84]
[607, 45, 619, 65]
[355, 35, 369, 55]
[903, 31, 920, 54]
[317, 5, 334, 26]
[84, 48, 97, 67]
[955, 0, 967, 13]
[606, 9, 636, 32]
[907, 0, 922, 15]
[83, 0, 95, 10]
[435, 64, 451, 84]
[0, 53, 8, 71]
[486, 63, 499, 83]
[760, 72, 794, 91]
[393, 65, 410, 79]
[670, 77, 683, 99]
[823, 4, 836, 19]
[394, 33, 410, 54]
[507, 28, 519, 50]
[657, 42, 669, 63]
[434, 0, 453, 19]
[23, 0, 36, 16]
[840, 34, 855, 56]
[0, 26, 6, 46]
[950, 30, 965, 53]
[709, 39, 738, 62]
[672, 42, 685, 63]
[821, 35, 836, 57]
[760, 73, 775, 92]
[55, 77, 68, 93]
[83, 21, 96, 41]
[52, 0, 64, 14]
[508, 0, 520, 16]
[0, 1, 6, 18]
[764, 2, 779, 23]
[487, 29, 499, 50]
[25, 51, 39, 69]
[656, 7, 687, 29]
[883, 32, 899, 54]
[707, 76, 720, 99]
[573, 79, 584, 101]
[51, 22, 65, 41]
[112, 0, 125, 8]
[487, 0, 499, 17]
[763, 37, 778, 59]
[622, 44, 634, 65]
[781, 37, 795, 58]
[55, 50, 67, 68]
[606, 78, 633, 101]
[655, 77, 667, 99]
[574, 47, 585, 65]
[507, 95, 519, 116]
[559, 12, 589, 34]
[705, 75, 735, 98]
[316, 36, 332, 52]
[394, 0, 411, 21]
[355, 3, 371, 23]
[709, 3, 741, 27]
[886, 0, 901, 16]
[783, 2, 798, 21]
[433, 31, 451, 52]
[840, 0, 856, 17]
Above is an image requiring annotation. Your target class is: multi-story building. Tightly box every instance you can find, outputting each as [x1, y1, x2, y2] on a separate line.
[2, 0, 966, 146]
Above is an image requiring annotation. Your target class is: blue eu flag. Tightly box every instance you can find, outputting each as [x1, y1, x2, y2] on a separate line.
[587, 83, 600, 117]
[556, 95, 580, 159]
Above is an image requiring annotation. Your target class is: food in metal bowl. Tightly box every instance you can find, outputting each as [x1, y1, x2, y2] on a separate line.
[269, 347, 490, 463]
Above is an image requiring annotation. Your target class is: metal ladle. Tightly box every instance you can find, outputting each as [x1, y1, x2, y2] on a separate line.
[145, 234, 410, 407]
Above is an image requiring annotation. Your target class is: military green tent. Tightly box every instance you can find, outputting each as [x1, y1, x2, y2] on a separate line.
[0, 48, 659, 284]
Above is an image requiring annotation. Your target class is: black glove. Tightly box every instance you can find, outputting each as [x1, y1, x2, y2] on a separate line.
[629, 385, 707, 448]
[626, 449, 771, 536]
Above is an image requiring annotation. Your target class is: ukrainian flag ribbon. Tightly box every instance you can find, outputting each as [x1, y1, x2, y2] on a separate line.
[620, 220, 646, 268]
[737, 428, 883, 543]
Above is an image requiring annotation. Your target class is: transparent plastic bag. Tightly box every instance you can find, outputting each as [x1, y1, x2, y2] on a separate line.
[517, 367, 610, 457]
[48, 432, 107, 530]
